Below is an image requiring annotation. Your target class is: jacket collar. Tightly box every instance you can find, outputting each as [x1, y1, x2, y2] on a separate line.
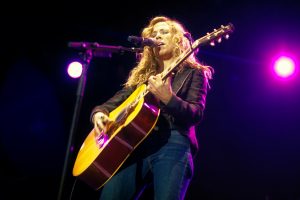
[172, 66, 194, 94]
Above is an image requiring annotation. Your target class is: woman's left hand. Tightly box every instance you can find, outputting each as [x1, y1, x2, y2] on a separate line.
[147, 74, 173, 104]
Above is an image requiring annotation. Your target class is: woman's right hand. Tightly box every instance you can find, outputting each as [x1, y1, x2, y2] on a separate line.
[93, 112, 111, 136]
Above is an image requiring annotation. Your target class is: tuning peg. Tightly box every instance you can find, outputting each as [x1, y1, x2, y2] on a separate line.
[225, 34, 230, 39]
[217, 37, 222, 43]
[206, 32, 211, 39]
[210, 41, 215, 46]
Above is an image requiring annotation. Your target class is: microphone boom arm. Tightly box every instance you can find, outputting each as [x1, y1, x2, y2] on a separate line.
[68, 42, 143, 57]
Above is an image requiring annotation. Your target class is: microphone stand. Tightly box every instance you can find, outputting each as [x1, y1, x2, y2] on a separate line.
[57, 43, 142, 200]
[57, 48, 92, 200]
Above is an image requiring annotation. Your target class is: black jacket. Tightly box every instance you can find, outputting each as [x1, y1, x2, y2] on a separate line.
[91, 65, 208, 155]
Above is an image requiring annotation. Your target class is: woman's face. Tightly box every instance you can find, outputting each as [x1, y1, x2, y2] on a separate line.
[151, 21, 176, 60]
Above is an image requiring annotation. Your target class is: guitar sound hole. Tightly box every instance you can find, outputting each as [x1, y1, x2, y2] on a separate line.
[96, 133, 108, 148]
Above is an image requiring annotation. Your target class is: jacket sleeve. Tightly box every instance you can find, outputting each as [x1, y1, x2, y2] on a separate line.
[164, 68, 208, 127]
[90, 86, 135, 123]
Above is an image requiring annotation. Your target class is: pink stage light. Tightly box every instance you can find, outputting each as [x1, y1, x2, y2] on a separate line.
[67, 61, 83, 78]
[273, 56, 296, 78]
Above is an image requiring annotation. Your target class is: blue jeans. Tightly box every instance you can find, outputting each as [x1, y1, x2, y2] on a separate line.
[99, 130, 194, 200]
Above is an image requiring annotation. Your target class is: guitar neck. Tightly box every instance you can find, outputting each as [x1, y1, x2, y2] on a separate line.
[159, 23, 234, 81]
[131, 23, 234, 106]
[159, 47, 195, 81]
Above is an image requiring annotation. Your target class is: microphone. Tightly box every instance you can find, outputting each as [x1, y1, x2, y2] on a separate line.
[128, 36, 159, 47]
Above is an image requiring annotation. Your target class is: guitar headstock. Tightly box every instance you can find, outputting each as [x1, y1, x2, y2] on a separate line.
[192, 23, 235, 49]
[160, 23, 234, 80]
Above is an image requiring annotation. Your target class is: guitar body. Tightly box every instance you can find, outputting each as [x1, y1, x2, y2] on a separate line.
[72, 84, 160, 190]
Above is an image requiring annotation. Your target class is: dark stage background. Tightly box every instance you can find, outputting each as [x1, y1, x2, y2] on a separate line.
[1, 0, 300, 200]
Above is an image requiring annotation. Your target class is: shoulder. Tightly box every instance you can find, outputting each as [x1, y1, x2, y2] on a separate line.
[181, 64, 206, 78]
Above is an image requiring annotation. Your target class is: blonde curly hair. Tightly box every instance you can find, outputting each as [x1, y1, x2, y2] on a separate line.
[124, 16, 213, 88]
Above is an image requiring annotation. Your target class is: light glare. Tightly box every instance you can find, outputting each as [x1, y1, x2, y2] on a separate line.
[274, 56, 295, 78]
[68, 61, 83, 78]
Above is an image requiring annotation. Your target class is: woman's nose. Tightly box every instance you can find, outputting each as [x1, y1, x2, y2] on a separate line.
[155, 34, 162, 39]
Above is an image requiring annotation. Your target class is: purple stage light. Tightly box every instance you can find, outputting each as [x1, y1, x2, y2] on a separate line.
[273, 56, 296, 78]
[67, 61, 83, 78]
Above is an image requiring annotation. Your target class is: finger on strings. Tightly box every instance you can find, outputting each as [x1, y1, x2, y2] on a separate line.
[94, 123, 102, 136]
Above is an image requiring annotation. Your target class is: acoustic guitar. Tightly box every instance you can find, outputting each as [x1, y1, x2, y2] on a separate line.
[72, 23, 234, 190]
